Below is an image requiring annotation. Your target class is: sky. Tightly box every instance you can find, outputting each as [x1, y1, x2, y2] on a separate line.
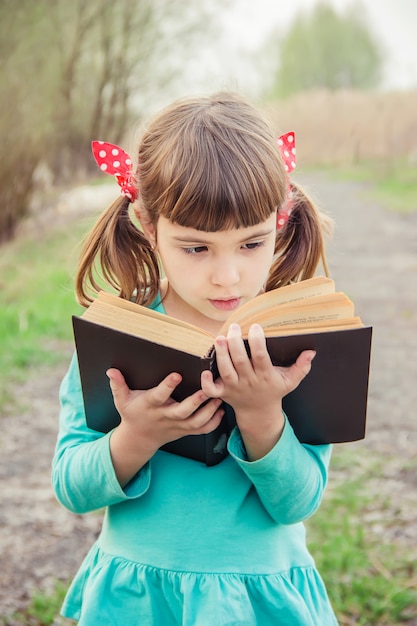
[179, 0, 417, 98]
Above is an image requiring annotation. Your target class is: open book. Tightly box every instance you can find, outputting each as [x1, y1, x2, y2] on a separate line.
[73, 276, 372, 465]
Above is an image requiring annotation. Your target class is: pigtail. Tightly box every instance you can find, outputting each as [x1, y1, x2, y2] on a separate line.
[75, 196, 160, 308]
[266, 182, 333, 290]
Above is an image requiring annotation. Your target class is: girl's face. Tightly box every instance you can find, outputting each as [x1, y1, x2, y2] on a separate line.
[143, 214, 277, 333]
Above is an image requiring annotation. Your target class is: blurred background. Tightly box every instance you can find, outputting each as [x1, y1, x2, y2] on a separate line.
[1, 1, 417, 624]
[1, 0, 416, 241]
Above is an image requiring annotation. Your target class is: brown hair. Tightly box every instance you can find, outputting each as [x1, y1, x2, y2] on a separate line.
[76, 91, 331, 307]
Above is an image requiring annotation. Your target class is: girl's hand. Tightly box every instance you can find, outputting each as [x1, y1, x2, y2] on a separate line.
[107, 369, 224, 486]
[200, 323, 316, 461]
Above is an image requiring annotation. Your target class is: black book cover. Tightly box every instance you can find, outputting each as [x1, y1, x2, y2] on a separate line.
[73, 316, 372, 465]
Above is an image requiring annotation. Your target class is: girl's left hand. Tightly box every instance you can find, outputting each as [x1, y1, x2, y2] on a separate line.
[200, 323, 316, 461]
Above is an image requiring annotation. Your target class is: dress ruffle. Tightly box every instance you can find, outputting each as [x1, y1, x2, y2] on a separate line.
[62, 543, 337, 626]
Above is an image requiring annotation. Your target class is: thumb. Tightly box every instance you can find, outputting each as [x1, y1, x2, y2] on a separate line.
[282, 350, 316, 393]
[292, 350, 316, 381]
[106, 368, 130, 407]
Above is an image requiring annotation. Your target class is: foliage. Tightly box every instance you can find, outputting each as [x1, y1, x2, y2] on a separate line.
[269, 1, 383, 98]
[0, 0, 226, 241]
[321, 159, 417, 214]
[307, 448, 417, 624]
[8, 580, 69, 625]
[0, 2, 55, 241]
[0, 212, 90, 409]
[264, 89, 417, 169]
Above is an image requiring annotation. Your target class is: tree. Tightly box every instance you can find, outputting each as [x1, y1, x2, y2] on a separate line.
[269, 1, 383, 98]
[0, 1, 56, 242]
[0, 0, 227, 241]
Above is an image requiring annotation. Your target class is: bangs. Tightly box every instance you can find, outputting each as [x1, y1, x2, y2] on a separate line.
[138, 93, 287, 231]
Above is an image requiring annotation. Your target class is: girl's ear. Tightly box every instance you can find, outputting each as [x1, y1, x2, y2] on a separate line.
[135, 209, 157, 249]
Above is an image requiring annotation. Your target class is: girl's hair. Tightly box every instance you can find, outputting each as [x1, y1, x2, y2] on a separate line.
[76, 91, 332, 307]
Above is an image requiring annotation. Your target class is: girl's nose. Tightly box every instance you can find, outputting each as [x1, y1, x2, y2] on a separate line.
[211, 258, 240, 287]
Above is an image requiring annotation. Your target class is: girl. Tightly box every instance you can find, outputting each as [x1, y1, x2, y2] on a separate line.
[53, 91, 337, 625]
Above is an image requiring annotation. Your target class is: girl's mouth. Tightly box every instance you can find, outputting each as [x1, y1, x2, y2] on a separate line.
[209, 298, 241, 311]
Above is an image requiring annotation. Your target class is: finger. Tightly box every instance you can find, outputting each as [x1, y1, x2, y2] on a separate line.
[283, 350, 316, 388]
[213, 334, 238, 383]
[106, 368, 131, 407]
[215, 325, 252, 382]
[226, 323, 252, 368]
[193, 403, 225, 434]
[183, 398, 225, 432]
[167, 387, 213, 421]
[145, 372, 183, 408]
[246, 324, 272, 371]
[200, 370, 225, 398]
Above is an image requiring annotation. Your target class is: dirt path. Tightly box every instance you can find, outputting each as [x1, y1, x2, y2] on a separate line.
[0, 174, 416, 622]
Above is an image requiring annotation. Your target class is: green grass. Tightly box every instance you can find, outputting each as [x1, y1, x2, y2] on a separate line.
[319, 159, 417, 214]
[0, 215, 92, 409]
[6, 580, 70, 625]
[307, 447, 417, 625]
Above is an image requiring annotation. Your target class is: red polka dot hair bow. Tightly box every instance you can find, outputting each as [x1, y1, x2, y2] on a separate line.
[91, 141, 138, 202]
[276, 131, 296, 230]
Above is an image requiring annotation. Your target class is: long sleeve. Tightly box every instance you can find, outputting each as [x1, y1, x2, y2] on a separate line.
[227, 416, 332, 525]
[52, 353, 151, 514]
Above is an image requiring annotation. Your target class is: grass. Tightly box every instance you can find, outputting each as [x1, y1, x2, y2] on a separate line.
[6, 581, 70, 626]
[2, 170, 417, 624]
[319, 159, 417, 214]
[0, 214, 92, 410]
[307, 447, 417, 624]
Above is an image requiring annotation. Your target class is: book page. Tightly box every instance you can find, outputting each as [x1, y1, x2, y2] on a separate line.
[83, 279, 360, 354]
[262, 316, 363, 337]
[231, 293, 355, 334]
[96, 291, 209, 333]
[222, 276, 335, 331]
[83, 299, 214, 356]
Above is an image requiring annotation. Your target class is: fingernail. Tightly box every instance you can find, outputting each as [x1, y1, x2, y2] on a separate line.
[306, 351, 317, 363]
[228, 323, 241, 335]
[215, 335, 227, 347]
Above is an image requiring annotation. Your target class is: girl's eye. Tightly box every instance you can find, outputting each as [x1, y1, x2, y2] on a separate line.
[182, 246, 208, 255]
[242, 241, 264, 250]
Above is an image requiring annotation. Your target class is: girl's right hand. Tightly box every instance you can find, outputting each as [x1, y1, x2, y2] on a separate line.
[107, 368, 224, 486]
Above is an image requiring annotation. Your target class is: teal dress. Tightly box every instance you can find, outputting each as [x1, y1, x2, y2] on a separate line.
[52, 298, 338, 625]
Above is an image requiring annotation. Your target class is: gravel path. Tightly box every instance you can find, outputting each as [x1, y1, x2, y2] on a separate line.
[0, 174, 416, 622]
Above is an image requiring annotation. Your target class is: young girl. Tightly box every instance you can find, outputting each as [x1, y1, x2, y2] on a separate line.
[53, 91, 338, 625]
